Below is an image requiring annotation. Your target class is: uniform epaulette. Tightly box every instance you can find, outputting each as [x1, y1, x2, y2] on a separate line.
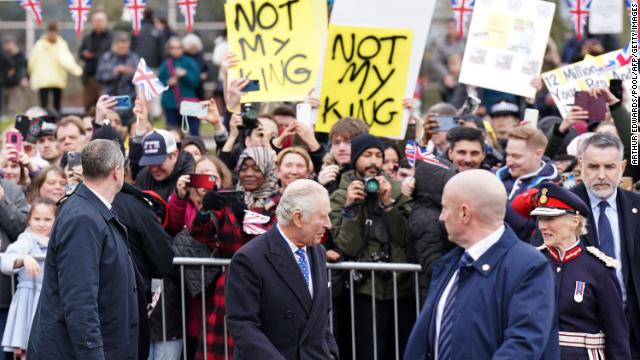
[586, 246, 619, 269]
[537, 244, 548, 251]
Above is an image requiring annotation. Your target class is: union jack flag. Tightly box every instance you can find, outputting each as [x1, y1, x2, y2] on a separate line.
[616, 40, 632, 66]
[67, 0, 91, 37]
[404, 140, 447, 169]
[177, 0, 198, 32]
[243, 210, 270, 235]
[132, 58, 168, 100]
[17, 0, 43, 27]
[566, 0, 591, 41]
[124, 0, 146, 36]
[451, 0, 474, 39]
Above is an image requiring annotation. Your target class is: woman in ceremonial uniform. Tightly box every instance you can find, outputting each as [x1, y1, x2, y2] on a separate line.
[513, 182, 631, 359]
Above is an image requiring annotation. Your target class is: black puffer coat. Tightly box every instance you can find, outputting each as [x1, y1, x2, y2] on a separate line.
[408, 161, 456, 303]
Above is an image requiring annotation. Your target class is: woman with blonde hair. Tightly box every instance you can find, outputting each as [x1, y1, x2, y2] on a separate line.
[513, 182, 631, 359]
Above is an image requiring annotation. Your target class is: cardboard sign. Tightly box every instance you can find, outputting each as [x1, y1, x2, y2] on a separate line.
[587, 50, 633, 109]
[315, 25, 412, 137]
[459, 0, 556, 98]
[541, 59, 609, 117]
[589, 0, 623, 34]
[224, 0, 327, 102]
[313, 0, 436, 139]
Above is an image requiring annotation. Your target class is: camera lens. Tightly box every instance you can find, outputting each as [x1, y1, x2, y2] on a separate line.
[363, 177, 379, 194]
[245, 108, 257, 120]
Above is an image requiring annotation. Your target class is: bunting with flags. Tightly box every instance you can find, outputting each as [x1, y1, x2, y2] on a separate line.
[17, 0, 43, 27]
[132, 58, 168, 100]
[566, 0, 591, 41]
[177, 0, 198, 32]
[124, 0, 146, 35]
[67, 0, 92, 37]
[451, 0, 474, 39]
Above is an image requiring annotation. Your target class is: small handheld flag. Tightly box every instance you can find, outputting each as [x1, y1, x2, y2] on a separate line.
[17, 0, 43, 27]
[132, 58, 168, 100]
[404, 140, 447, 168]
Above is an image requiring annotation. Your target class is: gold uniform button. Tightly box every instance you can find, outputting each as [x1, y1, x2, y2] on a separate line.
[556, 267, 562, 273]
[482, 264, 490, 271]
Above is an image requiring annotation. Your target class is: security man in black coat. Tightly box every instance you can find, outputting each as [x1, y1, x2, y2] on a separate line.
[94, 124, 175, 360]
[28, 140, 138, 359]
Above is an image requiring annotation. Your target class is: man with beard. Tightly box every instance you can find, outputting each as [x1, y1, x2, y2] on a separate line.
[571, 132, 640, 357]
[329, 133, 413, 359]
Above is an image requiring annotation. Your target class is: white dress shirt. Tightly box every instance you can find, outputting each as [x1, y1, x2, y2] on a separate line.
[587, 189, 625, 303]
[277, 224, 313, 298]
[434, 225, 505, 359]
[86, 185, 112, 210]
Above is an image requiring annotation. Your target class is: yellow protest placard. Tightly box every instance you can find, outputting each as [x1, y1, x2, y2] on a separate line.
[224, 0, 327, 102]
[316, 25, 413, 138]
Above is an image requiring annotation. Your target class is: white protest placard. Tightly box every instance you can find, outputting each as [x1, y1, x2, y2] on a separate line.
[314, 0, 436, 139]
[458, 0, 556, 98]
[541, 59, 609, 118]
[589, 0, 623, 34]
[587, 49, 632, 109]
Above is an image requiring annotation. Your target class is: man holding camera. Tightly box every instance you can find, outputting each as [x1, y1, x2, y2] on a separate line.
[329, 133, 413, 359]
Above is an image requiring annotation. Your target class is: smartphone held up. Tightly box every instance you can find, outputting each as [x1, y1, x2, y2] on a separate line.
[180, 101, 208, 118]
[187, 174, 218, 190]
[5, 130, 22, 161]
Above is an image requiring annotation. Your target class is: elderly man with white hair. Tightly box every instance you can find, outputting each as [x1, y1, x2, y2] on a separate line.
[225, 179, 339, 360]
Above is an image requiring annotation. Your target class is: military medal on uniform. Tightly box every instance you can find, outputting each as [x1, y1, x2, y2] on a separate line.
[574, 281, 585, 303]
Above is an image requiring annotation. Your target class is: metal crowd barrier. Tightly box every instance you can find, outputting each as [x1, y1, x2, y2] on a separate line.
[4, 255, 422, 360]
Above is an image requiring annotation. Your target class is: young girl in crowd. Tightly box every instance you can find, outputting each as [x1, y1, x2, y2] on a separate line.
[1, 197, 56, 358]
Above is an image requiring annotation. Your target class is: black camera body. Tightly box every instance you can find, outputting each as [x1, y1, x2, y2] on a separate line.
[363, 176, 379, 195]
[240, 103, 259, 130]
[350, 250, 391, 286]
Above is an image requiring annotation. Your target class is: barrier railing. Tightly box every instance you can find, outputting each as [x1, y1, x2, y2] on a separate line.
[2, 255, 422, 360]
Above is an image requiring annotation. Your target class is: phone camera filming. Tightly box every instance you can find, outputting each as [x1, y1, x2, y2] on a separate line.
[241, 103, 259, 130]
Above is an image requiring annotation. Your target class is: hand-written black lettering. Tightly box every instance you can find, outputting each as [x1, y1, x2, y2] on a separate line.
[232, 0, 311, 92]
[321, 95, 398, 126]
[238, 34, 266, 60]
[332, 32, 405, 100]
[273, 37, 291, 56]
[323, 30, 408, 130]
[242, 53, 311, 91]
[234, 0, 300, 32]
[332, 33, 407, 65]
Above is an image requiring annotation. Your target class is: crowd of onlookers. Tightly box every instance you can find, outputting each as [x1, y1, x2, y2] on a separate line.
[0, 7, 636, 360]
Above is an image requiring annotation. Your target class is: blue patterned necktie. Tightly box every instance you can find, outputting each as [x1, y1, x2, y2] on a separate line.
[295, 248, 311, 292]
[437, 252, 474, 360]
[597, 201, 615, 257]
